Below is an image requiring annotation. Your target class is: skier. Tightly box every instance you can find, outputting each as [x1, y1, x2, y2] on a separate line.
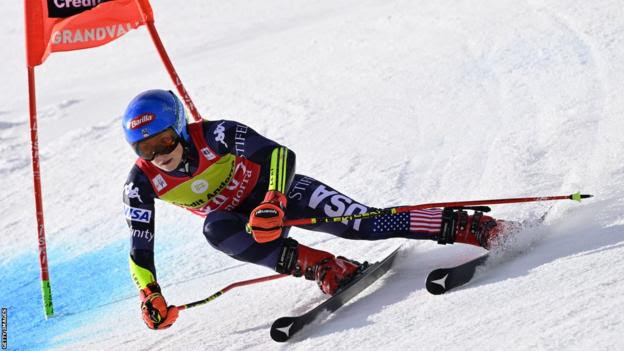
[122, 89, 510, 330]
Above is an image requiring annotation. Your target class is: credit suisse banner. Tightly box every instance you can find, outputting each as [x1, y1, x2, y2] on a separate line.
[25, 0, 153, 66]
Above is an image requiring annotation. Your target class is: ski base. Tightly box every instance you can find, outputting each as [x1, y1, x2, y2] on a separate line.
[426, 253, 490, 295]
[270, 246, 401, 342]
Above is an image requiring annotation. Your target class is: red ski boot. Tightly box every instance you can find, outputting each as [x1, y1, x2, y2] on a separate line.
[438, 208, 507, 249]
[275, 239, 360, 295]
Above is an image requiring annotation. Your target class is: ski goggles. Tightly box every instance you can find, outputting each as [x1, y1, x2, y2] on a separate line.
[133, 128, 180, 161]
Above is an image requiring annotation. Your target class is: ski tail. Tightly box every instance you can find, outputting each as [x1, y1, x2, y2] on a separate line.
[426, 207, 552, 295]
[270, 245, 401, 342]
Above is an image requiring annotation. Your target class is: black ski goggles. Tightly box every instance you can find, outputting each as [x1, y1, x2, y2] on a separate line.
[133, 128, 180, 161]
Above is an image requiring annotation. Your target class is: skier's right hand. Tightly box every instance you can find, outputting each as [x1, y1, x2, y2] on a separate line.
[247, 191, 287, 243]
[139, 282, 179, 330]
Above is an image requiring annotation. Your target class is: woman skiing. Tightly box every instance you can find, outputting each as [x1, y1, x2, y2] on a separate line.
[122, 89, 507, 330]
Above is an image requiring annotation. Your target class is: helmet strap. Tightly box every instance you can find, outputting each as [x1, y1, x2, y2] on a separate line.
[180, 144, 193, 177]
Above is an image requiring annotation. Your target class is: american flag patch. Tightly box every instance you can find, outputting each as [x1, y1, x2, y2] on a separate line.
[372, 212, 411, 233]
[371, 208, 442, 235]
[409, 209, 442, 233]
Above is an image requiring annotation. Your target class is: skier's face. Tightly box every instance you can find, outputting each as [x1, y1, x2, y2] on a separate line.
[150, 142, 183, 172]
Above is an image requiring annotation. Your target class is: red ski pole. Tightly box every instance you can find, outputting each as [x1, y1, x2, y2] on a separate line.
[284, 192, 593, 227]
[178, 193, 591, 311]
[177, 273, 288, 311]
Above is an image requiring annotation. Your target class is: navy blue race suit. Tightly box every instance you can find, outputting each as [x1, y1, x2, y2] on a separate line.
[123, 120, 442, 288]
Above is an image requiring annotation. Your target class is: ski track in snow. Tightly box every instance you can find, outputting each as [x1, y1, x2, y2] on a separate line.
[2, 0, 624, 350]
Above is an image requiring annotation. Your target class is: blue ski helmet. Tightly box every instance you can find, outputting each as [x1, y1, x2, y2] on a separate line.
[122, 89, 190, 145]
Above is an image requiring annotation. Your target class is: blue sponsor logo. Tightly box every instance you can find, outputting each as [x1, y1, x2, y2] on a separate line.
[124, 205, 152, 223]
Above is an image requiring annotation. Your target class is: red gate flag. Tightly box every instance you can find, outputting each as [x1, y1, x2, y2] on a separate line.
[24, 0, 202, 318]
[25, 0, 154, 67]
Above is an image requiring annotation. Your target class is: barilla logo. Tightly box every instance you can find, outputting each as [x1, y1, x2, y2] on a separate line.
[128, 114, 155, 130]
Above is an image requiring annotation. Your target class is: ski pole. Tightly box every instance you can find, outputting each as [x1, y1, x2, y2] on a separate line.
[178, 192, 592, 311]
[177, 273, 288, 311]
[284, 192, 593, 227]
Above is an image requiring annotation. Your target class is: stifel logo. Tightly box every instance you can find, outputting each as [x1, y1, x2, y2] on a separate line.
[129, 114, 155, 129]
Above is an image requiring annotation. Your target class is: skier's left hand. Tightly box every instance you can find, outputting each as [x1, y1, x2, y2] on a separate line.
[247, 191, 287, 243]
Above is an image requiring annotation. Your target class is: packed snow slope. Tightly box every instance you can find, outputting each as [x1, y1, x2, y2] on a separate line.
[2, 0, 624, 350]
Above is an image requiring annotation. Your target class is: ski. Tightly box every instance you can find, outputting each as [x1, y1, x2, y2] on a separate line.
[426, 207, 553, 295]
[425, 253, 489, 295]
[270, 246, 401, 342]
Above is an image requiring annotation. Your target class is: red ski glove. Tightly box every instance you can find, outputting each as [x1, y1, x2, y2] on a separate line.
[139, 283, 179, 330]
[248, 191, 287, 243]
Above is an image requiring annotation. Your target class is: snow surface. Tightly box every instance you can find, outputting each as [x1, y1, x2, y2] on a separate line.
[2, 0, 624, 350]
